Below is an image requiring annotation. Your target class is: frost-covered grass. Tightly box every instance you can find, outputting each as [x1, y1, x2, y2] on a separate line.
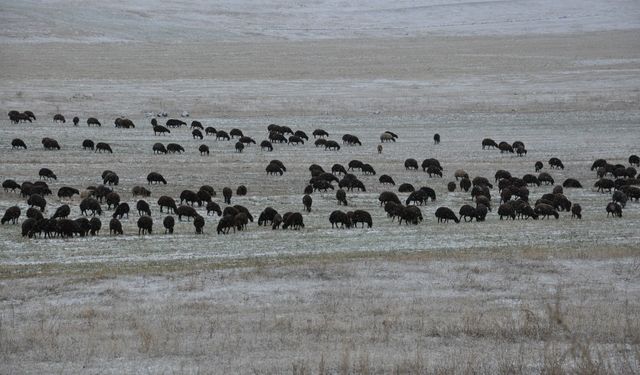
[1, 248, 639, 374]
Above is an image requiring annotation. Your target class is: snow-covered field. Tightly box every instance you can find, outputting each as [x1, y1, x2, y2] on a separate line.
[1, 0, 639, 372]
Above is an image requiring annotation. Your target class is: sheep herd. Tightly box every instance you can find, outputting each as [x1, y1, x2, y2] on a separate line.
[2, 111, 639, 240]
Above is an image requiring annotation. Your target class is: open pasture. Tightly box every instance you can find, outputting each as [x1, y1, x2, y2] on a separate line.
[1, 109, 638, 275]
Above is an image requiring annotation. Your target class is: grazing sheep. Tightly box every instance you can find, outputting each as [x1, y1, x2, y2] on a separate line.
[612, 191, 628, 208]
[192, 129, 204, 140]
[103, 172, 119, 186]
[194, 215, 205, 234]
[475, 204, 488, 221]
[433, 133, 440, 144]
[57, 186, 79, 199]
[549, 157, 564, 169]
[105, 192, 120, 209]
[163, 216, 175, 234]
[229, 128, 243, 138]
[153, 125, 171, 135]
[53, 114, 66, 123]
[303, 194, 312, 212]
[538, 172, 555, 185]
[24, 111, 36, 121]
[236, 185, 247, 196]
[176, 205, 198, 221]
[460, 178, 471, 192]
[313, 129, 329, 138]
[258, 207, 278, 226]
[137, 216, 153, 235]
[362, 164, 376, 175]
[454, 169, 468, 180]
[39, 168, 57, 181]
[216, 131, 230, 141]
[348, 210, 372, 228]
[482, 138, 498, 149]
[112, 203, 130, 219]
[329, 210, 351, 228]
[282, 212, 304, 230]
[399, 206, 423, 225]
[3, 179, 21, 192]
[398, 183, 415, 193]
[534, 203, 559, 219]
[1, 206, 21, 224]
[405, 159, 419, 170]
[82, 139, 95, 150]
[315, 138, 327, 148]
[342, 134, 362, 146]
[380, 132, 396, 142]
[239, 136, 256, 145]
[571, 204, 582, 219]
[136, 200, 151, 216]
[190, 121, 203, 129]
[312, 180, 334, 192]
[535, 161, 544, 172]
[205, 127, 217, 136]
[325, 140, 341, 151]
[332, 164, 347, 175]
[216, 215, 236, 234]
[606, 202, 622, 218]
[498, 142, 514, 153]
[157, 196, 177, 214]
[379, 191, 401, 206]
[73, 117, 79, 126]
[235, 142, 244, 153]
[494, 170, 511, 182]
[335, 189, 348, 206]
[260, 140, 273, 151]
[426, 166, 442, 178]
[87, 117, 101, 127]
[132, 186, 151, 198]
[80, 197, 102, 216]
[223, 187, 233, 204]
[435, 207, 459, 223]
[42, 138, 61, 150]
[289, 135, 304, 145]
[563, 178, 582, 188]
[153, 143, 167, 154]
[403, 189, 425, 205]
[629, 155, 639, 167]
[458, 205, 476, 222]
[497, 203, 516, 220]
[206, 202, 222, 217]
[96, 142, 113, 153]
[89, 217, 101, 235]
[147, 172, 167, 185]
[166, 119, 186, 127]
[11, 138, 27, 149]
[167, 143, 185, 154]
[379, 175, 395, 185]
[114, 118, 136, 128]
[27, 194, 47, 211]
[266, 163, 284, 176]
[594, 178, 614, 193]
[447, 182, 456, 192]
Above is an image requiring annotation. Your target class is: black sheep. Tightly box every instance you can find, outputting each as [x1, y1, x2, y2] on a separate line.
[1, 206, 21, 224]
[110, 218, 123, 235]
[435, 207, 459, 223]
[136, 200, 151, 216]
[163, 216, 175, 234]
[137, 216, 153, 235]
[113, 203, 130, 219]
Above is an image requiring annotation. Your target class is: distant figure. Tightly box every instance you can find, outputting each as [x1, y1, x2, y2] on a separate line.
[377, 144, 383, 154]
[434, 133, 440, 144]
